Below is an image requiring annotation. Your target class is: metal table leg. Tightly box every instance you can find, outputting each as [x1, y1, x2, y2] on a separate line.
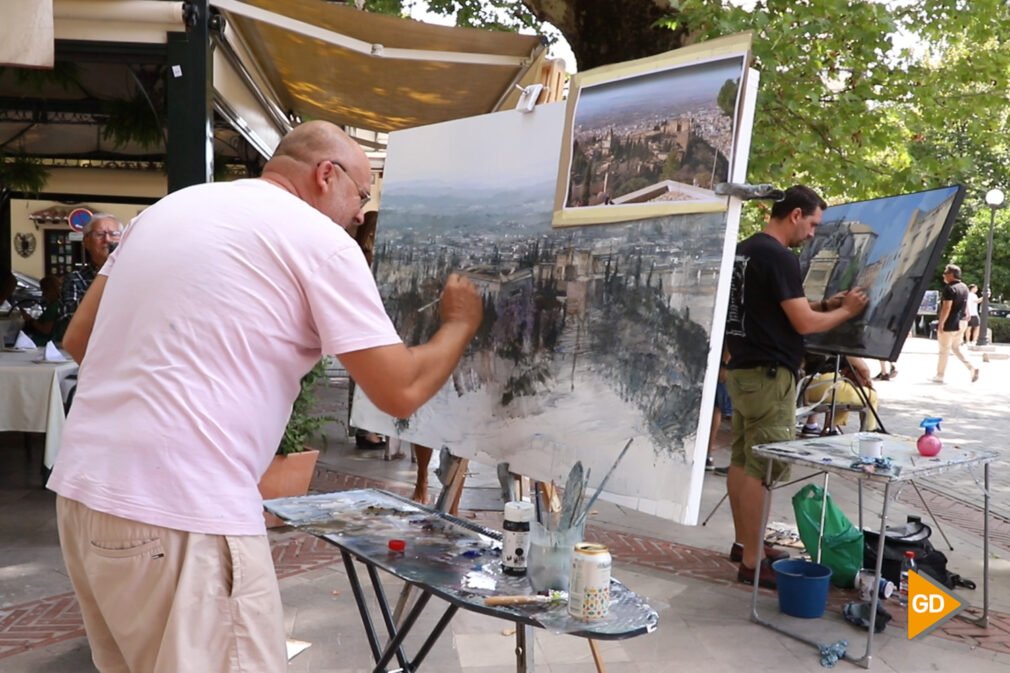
[342, 550, 461, 673]
[845, 482, 891, 669]
[365, 564, 411, 671]
[971, 463, 991, 628]
[515, 624, 535, 673]
[751, 469, 890, 669]
[749, 471, 832, 650]
[342, 551, 384, 664]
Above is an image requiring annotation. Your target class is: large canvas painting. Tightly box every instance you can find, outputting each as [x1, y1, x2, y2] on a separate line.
[352, 87, 756, 523]
[799, 185, 966, 361]
[552, 33, 751, 227]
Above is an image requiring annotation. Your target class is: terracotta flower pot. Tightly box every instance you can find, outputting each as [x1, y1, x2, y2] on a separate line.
[257, 449, 320, 527]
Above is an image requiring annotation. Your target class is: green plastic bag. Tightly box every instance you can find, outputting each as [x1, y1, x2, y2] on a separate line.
[792, 484, 864, 588]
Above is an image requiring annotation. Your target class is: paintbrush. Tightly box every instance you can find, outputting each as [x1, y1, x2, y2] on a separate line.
[569, 467, 590, 528]
[416, 297, 441, 313]
[484, 590, 566, 607]
[558, 461, 584, 531]
[573, 438, 634, 529]
[532, 482, 542, 525]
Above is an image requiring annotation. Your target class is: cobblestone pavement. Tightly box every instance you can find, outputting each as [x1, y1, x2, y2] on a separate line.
[864, 337, 1010, 519]
[4, 465, 1010, 667]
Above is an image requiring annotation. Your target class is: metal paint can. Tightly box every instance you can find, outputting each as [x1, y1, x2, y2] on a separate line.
[568, 543, 612, 620]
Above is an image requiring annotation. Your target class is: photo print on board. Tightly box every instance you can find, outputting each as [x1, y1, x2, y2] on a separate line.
[552, 33, 752, 227]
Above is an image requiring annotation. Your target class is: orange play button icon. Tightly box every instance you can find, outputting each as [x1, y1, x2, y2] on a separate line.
[907, 570, 966, 639]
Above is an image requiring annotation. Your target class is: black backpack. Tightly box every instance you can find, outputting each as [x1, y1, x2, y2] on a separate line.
[862, 517, 976, 590]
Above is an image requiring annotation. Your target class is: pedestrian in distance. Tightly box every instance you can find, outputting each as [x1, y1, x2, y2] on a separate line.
[932, 264, 978, 383]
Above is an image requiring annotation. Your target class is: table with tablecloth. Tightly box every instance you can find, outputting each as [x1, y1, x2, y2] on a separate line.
[0, 348, 78, 468]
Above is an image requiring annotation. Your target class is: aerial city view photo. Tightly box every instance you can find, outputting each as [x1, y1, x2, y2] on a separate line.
[565, 55, 746, 208]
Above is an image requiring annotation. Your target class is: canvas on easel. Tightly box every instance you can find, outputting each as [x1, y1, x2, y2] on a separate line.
[352, 47, 759, 525]
[799, 185, 966, 361]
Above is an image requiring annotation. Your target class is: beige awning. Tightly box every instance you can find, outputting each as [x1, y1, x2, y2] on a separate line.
[214, 0, 550, 134]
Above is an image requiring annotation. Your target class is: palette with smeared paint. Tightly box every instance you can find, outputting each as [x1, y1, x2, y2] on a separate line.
[265, 489, 659, 637]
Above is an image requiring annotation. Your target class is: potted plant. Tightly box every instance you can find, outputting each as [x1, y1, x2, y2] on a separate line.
[258, 360, 332, 520]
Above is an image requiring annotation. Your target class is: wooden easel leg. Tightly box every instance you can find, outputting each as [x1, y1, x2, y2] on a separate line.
[434, 450, 468, 516]
[588, 639, 607, 673]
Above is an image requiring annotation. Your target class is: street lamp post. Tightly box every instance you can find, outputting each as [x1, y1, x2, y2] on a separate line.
[978, 188, 1005, 347]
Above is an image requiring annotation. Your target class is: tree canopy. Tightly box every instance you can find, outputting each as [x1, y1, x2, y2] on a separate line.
[951, 207, 1010, 301]
[379, 0, 1010, 287]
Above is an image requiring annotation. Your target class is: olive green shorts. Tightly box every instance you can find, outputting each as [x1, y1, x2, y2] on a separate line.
[726, 366, 795, 482]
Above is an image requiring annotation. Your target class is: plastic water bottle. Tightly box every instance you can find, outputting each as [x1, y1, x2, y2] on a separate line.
[898, 550, 916, 606]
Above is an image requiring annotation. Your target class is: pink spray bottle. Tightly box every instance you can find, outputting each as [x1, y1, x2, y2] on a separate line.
[917, 417, 943, 457]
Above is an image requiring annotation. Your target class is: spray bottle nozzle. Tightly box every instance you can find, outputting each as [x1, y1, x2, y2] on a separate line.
[919, 417, 943, 434]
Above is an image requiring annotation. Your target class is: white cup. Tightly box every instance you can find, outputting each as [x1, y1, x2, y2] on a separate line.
[859, 435, 883, 459]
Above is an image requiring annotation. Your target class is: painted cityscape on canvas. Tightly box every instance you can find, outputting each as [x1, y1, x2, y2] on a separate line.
[351, 103, 740, 523]
[799, 185, 965, 361]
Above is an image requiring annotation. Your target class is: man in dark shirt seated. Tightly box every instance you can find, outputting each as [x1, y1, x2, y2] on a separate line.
[22, 275, 64, 345]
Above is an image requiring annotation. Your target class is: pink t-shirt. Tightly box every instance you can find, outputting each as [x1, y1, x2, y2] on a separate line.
[48, 180, 401, 535]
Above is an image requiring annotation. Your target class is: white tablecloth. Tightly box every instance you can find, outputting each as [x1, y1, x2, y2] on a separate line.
[0, 349, 78, 468]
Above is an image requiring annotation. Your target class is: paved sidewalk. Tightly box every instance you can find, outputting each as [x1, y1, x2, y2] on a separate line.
[5, 463, 1010, 672]
[1, 337, 1008, 672]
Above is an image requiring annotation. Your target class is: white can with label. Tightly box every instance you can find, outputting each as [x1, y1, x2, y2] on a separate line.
[501, 501, 534, 575]
[568, 543, 612, 620]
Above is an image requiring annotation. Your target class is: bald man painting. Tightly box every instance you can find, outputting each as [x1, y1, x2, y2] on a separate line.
[48, 121, 483, 673]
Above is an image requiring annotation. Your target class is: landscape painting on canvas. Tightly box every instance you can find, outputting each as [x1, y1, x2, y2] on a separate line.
[350, 103, 744, 524]
[552, 33, 751, 227]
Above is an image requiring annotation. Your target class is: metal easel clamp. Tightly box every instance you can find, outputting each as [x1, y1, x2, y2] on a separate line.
[713, 182, 785, 201]
[514, 83, 544, 113]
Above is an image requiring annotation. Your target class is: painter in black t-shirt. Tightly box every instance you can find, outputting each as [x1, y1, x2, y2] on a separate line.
[725, 232, 808, 374]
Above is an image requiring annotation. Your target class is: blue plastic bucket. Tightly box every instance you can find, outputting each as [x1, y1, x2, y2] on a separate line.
[773, 559, 833, 619]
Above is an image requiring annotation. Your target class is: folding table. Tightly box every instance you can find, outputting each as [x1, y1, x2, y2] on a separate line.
[265, 488, 658, 673]
[749, 433, 995, 669]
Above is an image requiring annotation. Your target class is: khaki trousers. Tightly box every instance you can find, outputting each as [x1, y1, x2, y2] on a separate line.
[937, 320, 972, 379]
[56, 496, 286, 673]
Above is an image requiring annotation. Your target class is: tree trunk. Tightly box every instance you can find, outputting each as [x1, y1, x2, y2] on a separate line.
[522, 0, 691, 70]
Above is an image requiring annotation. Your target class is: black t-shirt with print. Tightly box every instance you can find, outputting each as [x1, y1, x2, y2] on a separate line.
[941, 280, 968, 332]
[725, 232, 807, 373]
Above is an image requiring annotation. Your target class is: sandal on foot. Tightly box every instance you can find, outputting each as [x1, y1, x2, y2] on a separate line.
[355, 433, 388, 451]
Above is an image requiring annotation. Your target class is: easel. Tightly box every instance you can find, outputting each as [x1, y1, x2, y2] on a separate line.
[796, 352, 885, 435]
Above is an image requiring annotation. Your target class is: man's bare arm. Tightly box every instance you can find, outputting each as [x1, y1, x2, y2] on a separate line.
[781, 288, 868, 335]
[937, 299, 952, 331]
[62, 275, 108, 363]
[338, 273, 481, 419]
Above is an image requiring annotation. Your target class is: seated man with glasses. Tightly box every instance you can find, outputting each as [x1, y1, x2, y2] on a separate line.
[60, 213, 124, 328]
